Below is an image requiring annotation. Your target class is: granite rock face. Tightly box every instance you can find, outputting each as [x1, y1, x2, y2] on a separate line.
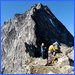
[2, 3, 74, 74]
[67, 50, 74, 61]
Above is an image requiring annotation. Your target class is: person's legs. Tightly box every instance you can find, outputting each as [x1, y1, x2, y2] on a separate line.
[41, 51, 44, 58]
[47, 56, 54, 66]
[47, 51, 53, 65]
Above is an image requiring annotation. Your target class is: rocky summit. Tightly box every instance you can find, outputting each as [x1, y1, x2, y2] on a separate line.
[2, 3, 74, 74]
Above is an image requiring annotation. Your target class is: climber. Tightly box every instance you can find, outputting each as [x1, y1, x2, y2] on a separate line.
[41, 43, 46, 59]
[47, 42, 60, 65]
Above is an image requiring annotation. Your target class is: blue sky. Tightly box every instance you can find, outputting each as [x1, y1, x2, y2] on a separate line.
[1, 1, 74, 36]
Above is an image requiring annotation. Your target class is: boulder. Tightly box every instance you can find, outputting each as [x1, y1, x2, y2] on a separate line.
[60, 65, 74, 74]
[67, 50, 74, 61]
[55, 54, 69, 68]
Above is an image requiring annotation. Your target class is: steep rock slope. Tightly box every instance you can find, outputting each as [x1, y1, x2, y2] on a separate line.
[2, 3, 74, 74]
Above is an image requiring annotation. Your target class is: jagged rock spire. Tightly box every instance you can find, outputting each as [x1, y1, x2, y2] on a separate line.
[2, 3, 74, 74]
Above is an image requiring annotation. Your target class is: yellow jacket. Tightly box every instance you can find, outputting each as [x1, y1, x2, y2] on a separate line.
[48, 45, 56, 51]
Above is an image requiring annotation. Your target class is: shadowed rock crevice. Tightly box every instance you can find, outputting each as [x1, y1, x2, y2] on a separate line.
[25, 42, 40, 57]
[69, 59, 74, 66]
